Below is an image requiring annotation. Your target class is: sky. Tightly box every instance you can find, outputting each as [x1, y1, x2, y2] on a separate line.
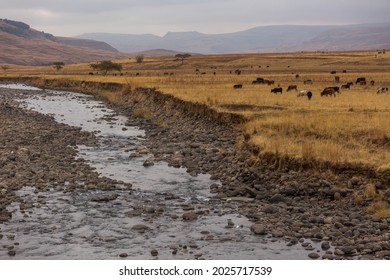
[1, 0, 389, 37]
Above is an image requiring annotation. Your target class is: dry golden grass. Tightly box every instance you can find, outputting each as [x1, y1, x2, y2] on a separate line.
[2, 50, 390, 171]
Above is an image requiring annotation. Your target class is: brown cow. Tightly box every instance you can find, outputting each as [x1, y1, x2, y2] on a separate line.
[321, 87, 336, 97]
[287, 85, 298, 91]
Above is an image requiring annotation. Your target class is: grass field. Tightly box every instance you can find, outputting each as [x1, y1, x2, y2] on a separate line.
[2, 50, 390, 171]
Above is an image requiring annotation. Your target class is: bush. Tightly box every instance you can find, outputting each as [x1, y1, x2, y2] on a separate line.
[135, 55, 145, 64]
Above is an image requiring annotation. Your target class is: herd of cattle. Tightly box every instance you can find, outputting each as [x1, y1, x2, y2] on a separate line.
[233, 76, 389, 100]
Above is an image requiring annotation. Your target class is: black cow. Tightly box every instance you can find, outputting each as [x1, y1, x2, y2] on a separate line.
[271, 87, 283, 94]
[356, 77, 366, 84]
[252, 77, 265, 84]
[233, 84, 243, 89]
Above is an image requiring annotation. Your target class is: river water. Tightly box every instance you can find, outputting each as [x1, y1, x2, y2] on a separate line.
[0, 84, 316, 259]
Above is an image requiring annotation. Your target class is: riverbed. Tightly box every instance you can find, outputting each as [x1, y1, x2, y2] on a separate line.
[0, 84, 315, 259]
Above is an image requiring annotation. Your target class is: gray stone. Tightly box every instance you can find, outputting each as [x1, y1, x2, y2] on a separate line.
[308, 252, 320, 259]
[269, 194, 285, 203]
[182, 211, 198, 221]
[250, 224, 267, 235]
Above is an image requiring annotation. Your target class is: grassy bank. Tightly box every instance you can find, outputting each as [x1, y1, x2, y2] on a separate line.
[3, 51, 389, 173]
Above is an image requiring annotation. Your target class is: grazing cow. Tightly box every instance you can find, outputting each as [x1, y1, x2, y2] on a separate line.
[356, 77, 366, 84]
[233, 84, 243, 89]
[271, 87, 283, 94]
[304, 79, 313, 84]
[234, 69, 241, 75]
[343, 70, 347, 73]
[88, 72, 94, 75]
[341, 84, 351, 89]
[370, 80, 375, 86]
[295, 74, 300, 78]
[329, 86, 340, 93]
[252, 77, 265, 84]
[330, 71, 337, 74]
[287, 85, 298, 91]
[321, 87, 336, 97]
[297, 90, 313, 100]
[377, 87, 389, 94]
[335, 76, 340, 82]
[264, 80, 275, 85]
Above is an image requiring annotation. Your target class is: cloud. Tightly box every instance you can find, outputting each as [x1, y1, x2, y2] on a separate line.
[1, 0, 389, 36]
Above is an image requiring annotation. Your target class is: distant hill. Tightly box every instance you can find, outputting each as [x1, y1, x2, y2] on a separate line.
[78, 23, 390, 54]
[0, 19, 124, 65]
[128, 49, 188, 57]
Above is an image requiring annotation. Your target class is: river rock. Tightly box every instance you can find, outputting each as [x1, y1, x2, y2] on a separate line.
[151, 249, 158, 256]
[132, 224, 150, 233]
[321, 241, 331, 251]
[91, 193, 118, 202]
[250, 224, 267, 235]
[119, 253, 128, 258]
[143, 159, 154, 167]
[182, 211, 198, 221]
[308, 252, 320, 259]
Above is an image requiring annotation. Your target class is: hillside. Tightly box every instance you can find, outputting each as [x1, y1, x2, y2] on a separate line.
[0, 19, 124, 65]
[78, 23, 390, 54]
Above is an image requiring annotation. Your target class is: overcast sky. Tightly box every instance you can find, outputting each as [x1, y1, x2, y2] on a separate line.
[1, 0, 389, 37]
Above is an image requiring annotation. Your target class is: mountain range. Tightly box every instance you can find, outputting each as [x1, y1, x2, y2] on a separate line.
[79, 23, 390, 54]
[1, 18, 390, 66]
[0, 18, 124, 65]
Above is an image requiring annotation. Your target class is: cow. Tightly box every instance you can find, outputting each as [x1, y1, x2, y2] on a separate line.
[341, 84, 351, 89]
[287, 85, 298, 91]
[252, 77, 265, 84]
[370, 80, 375, 86]
[330, 86, 340, 93]
[356, 77, 366, 84]
[264, 80, 275, 85]
[233, 84, 243, 89]
[376, 87, 389, 94]
[323, 86, 340, 93]
[88, 72, 94, 75]
[330, 71, 337, 74]
[297, 90, 313, 100]
[335, 76, 340, 82]
[304, 79, 313, 84]
[234, 69, 241, 75]
[271, 87, 283, 94]
[321, 87, 336, 97]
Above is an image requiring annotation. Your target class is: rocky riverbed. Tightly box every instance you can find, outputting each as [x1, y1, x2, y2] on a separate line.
[1, 85, 389, 260]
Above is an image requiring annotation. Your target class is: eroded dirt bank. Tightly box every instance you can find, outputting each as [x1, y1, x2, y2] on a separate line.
[106, 86, 390, 260]
[1, 80, 390, 259]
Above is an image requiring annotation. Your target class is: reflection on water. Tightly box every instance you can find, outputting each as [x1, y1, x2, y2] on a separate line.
[0, 86, 314, 259]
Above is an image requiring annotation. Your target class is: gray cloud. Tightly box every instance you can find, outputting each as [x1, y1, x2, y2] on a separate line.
[1, 0, 389, 36]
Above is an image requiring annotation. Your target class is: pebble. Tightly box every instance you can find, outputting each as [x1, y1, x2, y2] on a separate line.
[151, 249, 158, 257]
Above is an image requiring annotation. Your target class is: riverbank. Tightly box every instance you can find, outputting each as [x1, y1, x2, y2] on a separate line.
[1, 84, 390, 259]
[103, 85, 390, 260]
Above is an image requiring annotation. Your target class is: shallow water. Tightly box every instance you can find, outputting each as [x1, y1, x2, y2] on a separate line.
[0, 85, 316, 259]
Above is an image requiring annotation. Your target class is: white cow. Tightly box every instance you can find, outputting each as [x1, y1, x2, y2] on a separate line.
[297, 90, 313, 100]
[376, 87, 389, 94]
